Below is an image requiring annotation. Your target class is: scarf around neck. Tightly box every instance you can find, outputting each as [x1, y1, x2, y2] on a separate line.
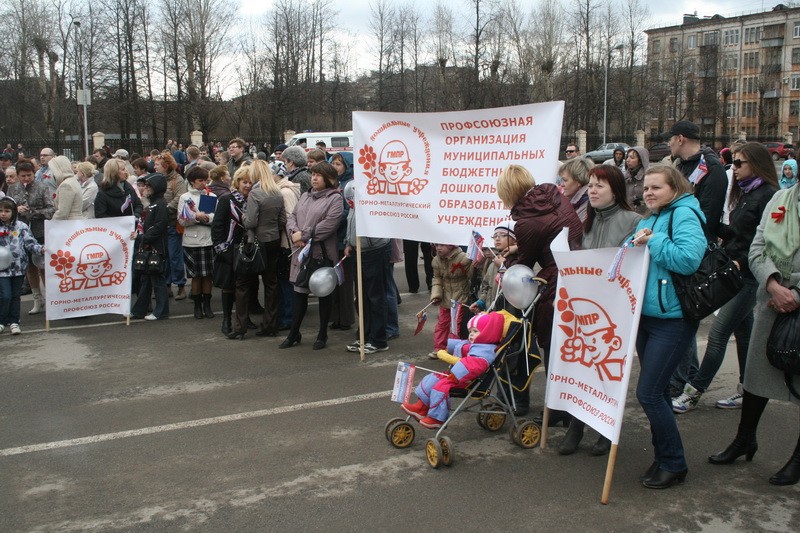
[761, 185, 800, 279]
[738, 176, 763, 194]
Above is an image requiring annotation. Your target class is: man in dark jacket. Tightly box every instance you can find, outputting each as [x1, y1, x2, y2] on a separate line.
[664, 120, 729, 395]
[665, 120, 728, 240]
[226, 138, 252, 177]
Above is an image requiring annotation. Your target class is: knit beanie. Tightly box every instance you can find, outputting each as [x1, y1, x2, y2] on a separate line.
[467, 312, 505, 344]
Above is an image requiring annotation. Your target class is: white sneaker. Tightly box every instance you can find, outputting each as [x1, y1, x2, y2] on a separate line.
[363, 343, 389, 355]
[716, 383, 744, 409]
[0, 324, 5, 334]
[672, 383, 702, 413]
[10, 323, 21, 335]
[427, 351, 439, 360]
[346, 340, 361, 352]
[144, 314, 159, 321]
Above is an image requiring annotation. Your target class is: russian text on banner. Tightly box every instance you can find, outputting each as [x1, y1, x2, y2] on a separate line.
[353, 102, 565, 244]
[544, 239, 649, 444]
[44, 217, 136, 320]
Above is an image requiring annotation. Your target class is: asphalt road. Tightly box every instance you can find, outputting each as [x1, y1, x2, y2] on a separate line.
[1, 265, 798, 532]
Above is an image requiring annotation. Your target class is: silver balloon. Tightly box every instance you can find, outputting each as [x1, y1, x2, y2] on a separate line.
[0, 246, 11, 270]
[32, 250, 45, 270]
[502, 264, 538, 310]
[309, 266, 337, 297]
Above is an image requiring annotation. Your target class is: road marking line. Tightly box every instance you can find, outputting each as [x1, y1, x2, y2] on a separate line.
[0, 390, 392, 457]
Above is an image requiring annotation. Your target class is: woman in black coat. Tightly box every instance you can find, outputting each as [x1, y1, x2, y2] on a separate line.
[94, 159, 143, 219]
[211, 167, 252, 337]
[130, 174, 169, 320]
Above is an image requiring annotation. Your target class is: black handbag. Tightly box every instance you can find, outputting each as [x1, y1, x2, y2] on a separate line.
[133, 248, 163, 274]
[234, 238, 266, 276]
[295, 241, 331, 289]
[668, 209, 743, 321]
[766, 286, 800, 400]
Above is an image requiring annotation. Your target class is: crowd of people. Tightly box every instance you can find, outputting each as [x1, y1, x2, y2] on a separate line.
[1, 121, 798, 490]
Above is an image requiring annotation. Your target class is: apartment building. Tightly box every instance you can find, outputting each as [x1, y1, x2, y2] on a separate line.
[645, 4, 800, 143]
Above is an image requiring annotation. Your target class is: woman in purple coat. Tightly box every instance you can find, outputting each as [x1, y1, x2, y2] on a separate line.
[280, 162, 343, 350]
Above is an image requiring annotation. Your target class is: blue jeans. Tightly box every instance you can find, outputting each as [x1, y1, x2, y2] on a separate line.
[0, 275, 25, 325]
[636, 316, 699, 472]
[691, 278, 757, 391]
[670, 338, 699, 393]
[166, 225, 186, 287]
[131, 264, 169, 319]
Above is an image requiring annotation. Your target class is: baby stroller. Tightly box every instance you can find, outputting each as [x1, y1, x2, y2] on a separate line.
[385, 274, 547, 468]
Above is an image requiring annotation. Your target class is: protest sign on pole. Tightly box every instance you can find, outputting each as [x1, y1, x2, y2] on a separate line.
[44, 217, 136, 321]
[544, 233, 649, 503]
[352, 102, 564, 245]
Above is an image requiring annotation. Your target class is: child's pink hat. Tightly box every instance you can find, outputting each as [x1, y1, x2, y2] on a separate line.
[468, 312, 505, 344]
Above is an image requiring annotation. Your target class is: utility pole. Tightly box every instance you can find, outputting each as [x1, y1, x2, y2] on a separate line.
[74, 20, 90, 160]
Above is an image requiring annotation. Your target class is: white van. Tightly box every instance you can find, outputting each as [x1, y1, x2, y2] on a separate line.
[286, 131, 353, 152]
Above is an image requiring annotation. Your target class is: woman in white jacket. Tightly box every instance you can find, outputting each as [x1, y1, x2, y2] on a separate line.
[50, 155, 83, 220]
[177, 166, 216, 319]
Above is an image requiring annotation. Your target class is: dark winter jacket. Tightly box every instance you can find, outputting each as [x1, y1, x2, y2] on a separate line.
[676, 147, 728, 241]
[94, 180, 143, 219]
[717, 182, 778, 280]
[287, 166, 311, 194]
[6, 180, 54, 239]
[507, 183, 583, 350]
[140, 173, 168, 255]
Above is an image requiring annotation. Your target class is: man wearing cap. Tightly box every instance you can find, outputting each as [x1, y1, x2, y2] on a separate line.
[663, 120, 727, 240]
[663, 119, 728, 398]
[112, 148, 137, 178]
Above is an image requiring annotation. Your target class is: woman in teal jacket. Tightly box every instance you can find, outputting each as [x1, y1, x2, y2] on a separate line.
[631, 164, 706, 489]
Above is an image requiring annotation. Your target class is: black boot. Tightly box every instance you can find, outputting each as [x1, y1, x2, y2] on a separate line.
[202, 294, 214, 318]
[220, 291, 234, 336]
[769, 436, 800, 486]
[590, 435, 612, 456]
[559, 419, 585, 455]
[708, 434, 758, 464]
[192, 295, 204, 319]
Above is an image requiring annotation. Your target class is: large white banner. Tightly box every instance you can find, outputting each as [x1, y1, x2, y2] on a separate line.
[353, 102, 564, 244]
[44, 217, 136, 320]
[544, 243, 649, 443]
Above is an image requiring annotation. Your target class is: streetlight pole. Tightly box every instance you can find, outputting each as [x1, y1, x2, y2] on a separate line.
[603, 44, 624, 145]
[74, 20, 90, 161]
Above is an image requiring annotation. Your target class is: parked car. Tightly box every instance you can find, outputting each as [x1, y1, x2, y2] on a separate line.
[763, 142, 794, 161]
[584, 142, 630, 163]
[647, 142, 673, 162]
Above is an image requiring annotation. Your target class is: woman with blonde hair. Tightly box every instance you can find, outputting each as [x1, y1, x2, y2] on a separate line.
[50, 155, 83, 220]
[243, 160, 286, 336]
[94, 158, 142, 219]
[75, 162, 98, 219]
[559, 157, 594, 222]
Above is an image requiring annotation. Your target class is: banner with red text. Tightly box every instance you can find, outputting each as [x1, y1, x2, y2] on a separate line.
[44, 217, 136, 320]
[353, 102, 564, 244]
[544, 243, 649, 443]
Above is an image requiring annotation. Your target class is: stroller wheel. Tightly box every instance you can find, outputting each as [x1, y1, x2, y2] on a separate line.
[439, 436, 454, 467]
[388, 421, 415, 449]
[484, 406, 507, 432]
[384, 418, 406, 442]
[476, 412, 487, 429]
[514, 421, 541, 449]
[425, 438, 443, 468]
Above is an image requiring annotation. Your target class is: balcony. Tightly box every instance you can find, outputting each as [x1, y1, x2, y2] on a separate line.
[763, 90, 780, 98]
[762, 37, 784, 47]
[762, 64, 782, 74]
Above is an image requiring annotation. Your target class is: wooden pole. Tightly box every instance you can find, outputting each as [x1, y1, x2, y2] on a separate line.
[540, 407, 550, 449]
[45, 319, 50, 332]
[355, 238, 366, 362]
[600, 443, 619, 504]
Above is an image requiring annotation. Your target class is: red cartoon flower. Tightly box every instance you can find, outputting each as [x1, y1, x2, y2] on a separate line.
[50, 250, 76, 279]
[358, 145, 377, 171]
[771, 206, 786, 223]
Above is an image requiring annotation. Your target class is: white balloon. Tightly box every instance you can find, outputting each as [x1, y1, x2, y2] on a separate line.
[502, 264, 538, 310]
[309, 266, 337, 297]
[0, 246, 11, 270]
[32, 251, 45, 270]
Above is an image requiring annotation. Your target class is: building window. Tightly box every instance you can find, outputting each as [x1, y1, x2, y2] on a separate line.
[793, 74, 800, 90]
[687, 34, 697, 49]
[652, 40, 661, 54]
[793, 48, 800, 65]
[745, 26, 762, 44]
[791, 100, 800, 116]
[726, 102, 738, 117]
[743, 77, 758, 94]
[669, 37, 678, 53]
[723, 53, 739, 70]
[742, 102, 758, 117]
[704, 31, 719, 46]
[744, 51, 759, 69]
[794, 22, 800, 38]
[724, 78, 739, 93]
[724, 29, 740, 46]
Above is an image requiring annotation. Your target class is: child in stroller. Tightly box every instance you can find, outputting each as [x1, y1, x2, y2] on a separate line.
[401, 311, 506, 428]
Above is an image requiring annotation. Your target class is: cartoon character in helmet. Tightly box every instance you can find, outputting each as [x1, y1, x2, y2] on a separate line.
[377, 140, 413, 194]
[75, 244, 114, 289]
[559, 296, 625, 381]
